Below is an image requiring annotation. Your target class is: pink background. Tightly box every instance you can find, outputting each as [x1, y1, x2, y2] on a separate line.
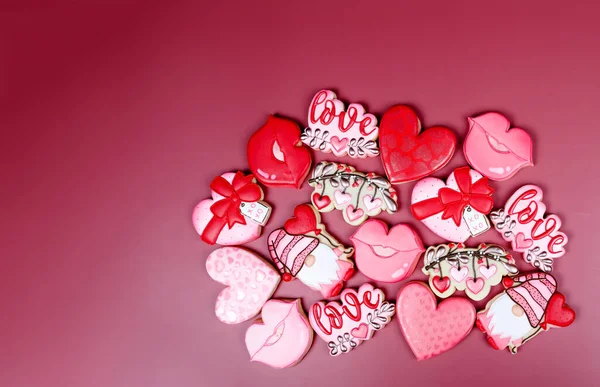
[2, 2, 599, 386]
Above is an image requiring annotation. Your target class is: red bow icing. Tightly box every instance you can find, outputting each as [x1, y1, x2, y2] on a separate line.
[411, 166, 494, 226]
[201, 172, 263, 244]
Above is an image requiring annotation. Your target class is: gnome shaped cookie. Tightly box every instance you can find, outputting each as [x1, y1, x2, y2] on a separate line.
[476, 272, 575, 354]
[268, 204, 354, 298]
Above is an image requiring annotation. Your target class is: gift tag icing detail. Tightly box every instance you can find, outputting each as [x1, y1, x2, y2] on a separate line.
[240, 201, 271, 226]
[245, 299, 313, 368]
[350, 220, 424, 283]
[462, 205, 491, 236]
[248, 115, 312, 188]
[464, 112, 533, 181]
[397, 281, 475, 360]
[193, 172, 272, 245]
[206, 247, 280, 324]
[302, 89, 379, 158]
[268, 204, 355, 298]
[309, 283, 395, 356]
[490, 185, 567, 272]
[308, 161, 398, 226]
[476, 272, 575, 354]
[422, 243, 519, 301]
[411, 166, 494, 242]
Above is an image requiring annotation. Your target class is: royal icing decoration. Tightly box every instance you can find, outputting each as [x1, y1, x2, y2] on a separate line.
[206, 247, 280, 324]
[245, 299, 313, 368]
[302, 89, 379, 158]
[490, 185, 567, 272]
[193, 172, 272, 245]
[476, 272, 575, 354]
[247, 115, 312, 188]
[411, 166, 494, 242]
[350, 220, 424, 283]
[309, 283, 395, 356]
[422, 243, 519, 301]
[397, 282, 475, 360]
[308, 161, 398, 226]
[268, 204, 355, 298]
[379, 105, 456, 184]
[464, 112, 533, 181]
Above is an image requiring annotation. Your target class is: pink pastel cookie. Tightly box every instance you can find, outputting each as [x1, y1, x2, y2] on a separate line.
[245, 299, 313, 368]
[206, 247, 280, 324]
[464, 112, 533, 181]
[193, 171, 271, 245]
[397, 282, 475, 360]
[411, 166, 494, 242]
[350, 220, 424, 283]
[309, 283, 395, 356]
[302, 89, 379, 158]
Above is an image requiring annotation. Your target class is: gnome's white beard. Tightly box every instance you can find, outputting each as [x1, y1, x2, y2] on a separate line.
[487, 293, 534, 341]
[296, 244, 340, 289]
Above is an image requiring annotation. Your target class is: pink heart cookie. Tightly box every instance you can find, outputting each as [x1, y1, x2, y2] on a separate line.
[245, 299, 313, 368]
[206, 247, 280, 324]
[397, 282, 475, 360]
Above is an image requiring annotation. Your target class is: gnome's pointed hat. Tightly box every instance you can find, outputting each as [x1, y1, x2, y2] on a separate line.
[506, 272, 557, 328]
[267, 229, 319, 278]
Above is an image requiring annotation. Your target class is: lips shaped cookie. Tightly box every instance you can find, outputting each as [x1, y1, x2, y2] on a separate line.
[380, 105, 456, 184]
[206, 247, 280, 324]
[350, 220, 424, 283]
[245, 299, 313, 368]
[248, 115, 312, 188]
[464, 112, 534, 181]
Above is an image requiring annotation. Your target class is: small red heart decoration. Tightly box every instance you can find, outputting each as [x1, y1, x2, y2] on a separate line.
[432, 276, 451, 293]
[542, 292, 576, 329]
[311, 192, 332, 210]
[379, 105, 456, 183]
[284, 204, 321, 236]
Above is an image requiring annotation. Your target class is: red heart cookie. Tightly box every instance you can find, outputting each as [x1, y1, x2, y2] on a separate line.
[248, 115, 312, 189]
[380, 105, 456, 184]
[284, 204, 321, 236]
[543, 292, 576, 328]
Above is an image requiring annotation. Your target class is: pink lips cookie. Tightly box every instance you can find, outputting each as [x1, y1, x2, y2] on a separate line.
[245, 299, 313, 368]
[464, 112, 533, 181]
[350, 220, 424, 283]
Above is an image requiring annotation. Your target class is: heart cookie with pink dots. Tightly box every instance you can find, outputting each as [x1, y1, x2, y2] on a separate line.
[206, 247, 280, 324]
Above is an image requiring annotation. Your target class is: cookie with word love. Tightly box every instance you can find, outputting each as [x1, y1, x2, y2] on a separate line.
[490, 185, 567, 272]
[397, 282, 475, 360]
[464, 112, 534, 181]
[247, 115, 312, 188]
[193, 171, 272, 245]
[411, 166, 494, 242]
[268, 204, 355, 298]
[206, 247, 280, 324]
[308, 161, 398, 226]
[309, 283, 395, 356]
[422, 243, 519, 301]
[476, 272, 575, 354]
[245, 299, 313, 368]
[301, 89, 379, 158]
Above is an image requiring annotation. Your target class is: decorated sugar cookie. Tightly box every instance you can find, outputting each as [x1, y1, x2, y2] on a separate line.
[476, 272, 575, 354]
[308, 161, 398, 226]
[490, 185, 567, 272]
[464, 112, 533, 181]
[379, 105, 456, 184]
[397, 281, 475, 360]
[422, 243, 519, 301]
[411, 166, 494, 242]
[302, 89, 379, 158]
[206, 247, 280, 324]
[309, 283, 395, 356]
[193, 172, 272, 245]
[247, 115, 312, 188]
[268, 204, 354, 298]
[245, 299, 313, 368]
[350, 220, 424, 283]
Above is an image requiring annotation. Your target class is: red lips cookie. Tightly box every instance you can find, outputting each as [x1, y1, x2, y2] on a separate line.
[379, 105, 456, 184]
[248, 115, 312, 189]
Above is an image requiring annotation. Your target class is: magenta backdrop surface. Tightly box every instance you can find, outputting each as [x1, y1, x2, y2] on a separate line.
[2, 2, 599, 387]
